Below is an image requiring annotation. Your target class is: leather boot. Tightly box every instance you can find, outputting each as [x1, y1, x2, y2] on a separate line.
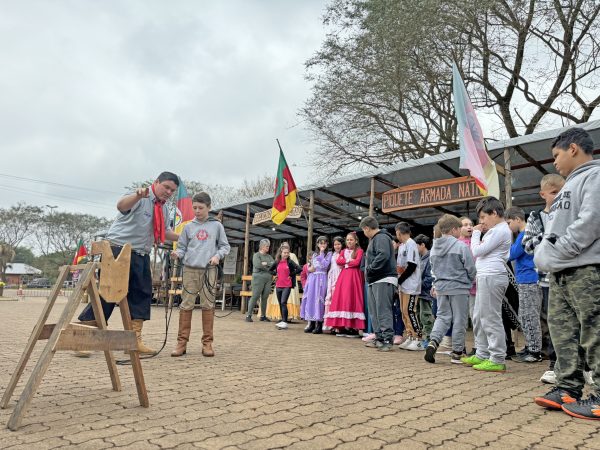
[312, 321, 323, 334]
[74, 320, 96, 358]
[201, 309, 215, 357]
[131, 319, 157, 355]
[171, 309, 192, 357]
[304, 321, 315, 333]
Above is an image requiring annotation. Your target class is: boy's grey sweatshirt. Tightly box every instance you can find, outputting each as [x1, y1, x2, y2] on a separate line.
[175, 217, 231, 268]
[430, 235, 476, 295]
[535, 160, 600, 273]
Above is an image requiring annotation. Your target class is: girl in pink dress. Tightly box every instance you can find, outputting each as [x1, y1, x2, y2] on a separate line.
[323, 237, 345, 334]
[325, 232, 365, 334]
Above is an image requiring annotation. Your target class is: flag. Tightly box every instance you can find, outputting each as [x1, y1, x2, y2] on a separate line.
[452, 63, 500, 199]
[271, 149, 297, 225]
[173, 177, 194, 248]
[72, 239, 88, 265]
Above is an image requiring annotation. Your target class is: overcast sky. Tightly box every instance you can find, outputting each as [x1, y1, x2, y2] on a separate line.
[0, 0, 326, 218]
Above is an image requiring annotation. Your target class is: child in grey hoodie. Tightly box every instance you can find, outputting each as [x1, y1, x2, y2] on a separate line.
[424, 215, 476, 364]
[533, 127, 600, 420]
[171, 192, 230, 358]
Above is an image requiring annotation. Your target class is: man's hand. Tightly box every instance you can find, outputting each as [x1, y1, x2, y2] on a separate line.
[136, 187, 150, 198]
[473, 224, 484, 232]
[209, 255, 220, 266]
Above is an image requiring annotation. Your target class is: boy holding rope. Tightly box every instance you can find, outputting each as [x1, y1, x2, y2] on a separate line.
[171, 192, 230, 357]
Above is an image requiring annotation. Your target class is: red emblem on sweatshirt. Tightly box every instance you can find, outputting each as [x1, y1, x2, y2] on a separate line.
[195, 230, 209, 241]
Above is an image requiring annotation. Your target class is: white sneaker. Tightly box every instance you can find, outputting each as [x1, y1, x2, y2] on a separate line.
[406, 339, 425, 351]
[276, 321, 288, 330]
[584, 370, 595, 386]
[539, 370, 556, 384]
[440, 336, 453, 349]
[398, 337, 412, 350]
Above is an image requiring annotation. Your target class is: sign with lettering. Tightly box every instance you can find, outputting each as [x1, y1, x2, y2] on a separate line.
[252, 206, 303, 225]
[381, 177, 483, 212]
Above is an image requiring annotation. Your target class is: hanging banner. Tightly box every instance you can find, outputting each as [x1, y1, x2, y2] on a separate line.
[252, 206, 303, 225]
[223, 246, 239, 275]
[382, 176, 483, 212]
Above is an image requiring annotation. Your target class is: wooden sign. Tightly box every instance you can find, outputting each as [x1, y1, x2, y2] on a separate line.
[382, 176, 483, 213]
[252, 206, 303, 225]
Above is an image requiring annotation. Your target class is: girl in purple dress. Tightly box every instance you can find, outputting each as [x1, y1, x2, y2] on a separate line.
[301, 236, 332, 334]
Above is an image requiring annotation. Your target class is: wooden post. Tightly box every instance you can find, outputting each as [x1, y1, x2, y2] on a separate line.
[504, 147, 512, 208]
[369, 177, 376, 216]
[307, 190, 315, 260]
[241, 203, 251, 314]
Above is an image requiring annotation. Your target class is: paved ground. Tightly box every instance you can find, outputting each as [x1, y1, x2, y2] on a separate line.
[0, 298, 599, 449]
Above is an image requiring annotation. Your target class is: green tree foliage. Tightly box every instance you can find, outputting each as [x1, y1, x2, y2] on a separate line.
[302, 0, 600, 174]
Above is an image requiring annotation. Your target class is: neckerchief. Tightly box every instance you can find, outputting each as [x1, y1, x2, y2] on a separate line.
[151, 184, 166, 244]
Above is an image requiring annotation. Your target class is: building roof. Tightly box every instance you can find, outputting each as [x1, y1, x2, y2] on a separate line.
[5, 263, 42, 276]
[214, 120, 600, 244]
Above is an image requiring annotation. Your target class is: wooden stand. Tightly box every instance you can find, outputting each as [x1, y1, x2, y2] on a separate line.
[1, 241, 149, 431]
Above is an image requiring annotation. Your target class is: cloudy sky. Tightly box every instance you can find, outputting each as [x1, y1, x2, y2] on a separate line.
[0, 0, 326, 218]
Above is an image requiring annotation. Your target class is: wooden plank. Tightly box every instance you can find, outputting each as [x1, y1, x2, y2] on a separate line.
[7, 264, 95, 430]
[55, 328, 137, 351]
[118, 300, 149, 408]
[0, 265, 70, 410]
[241, 275, 253, 281]
[307, 191, 315, 260]
[241, 203, 251, 314]
[170, 277, 182, 282]
[88, 280, 121, 392]
[93, 241, 131, 303]
[168, 289, 183, 295]
[240, 291, 253, 297]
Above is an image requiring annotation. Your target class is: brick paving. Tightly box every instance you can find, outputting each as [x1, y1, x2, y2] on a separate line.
[0, 298, 598, 449]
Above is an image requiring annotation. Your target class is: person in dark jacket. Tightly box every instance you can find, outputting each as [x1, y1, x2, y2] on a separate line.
[269, 244, 302, 330]
[360, 216, 398, 351]
[415, 234, 435, 346]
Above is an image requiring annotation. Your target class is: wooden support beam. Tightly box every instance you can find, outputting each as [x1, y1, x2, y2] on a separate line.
[307, 191, 315, 259]
[369, 177, 376, 216]
[513, 144, 549, 175]
[437, 162, 462, 178]
[241, 203, 251, 314]
[55, 328, 137, 352]
[504, 148, 513, 208]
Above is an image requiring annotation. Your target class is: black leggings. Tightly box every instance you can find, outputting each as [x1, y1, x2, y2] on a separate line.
[276, 287, 291, 323]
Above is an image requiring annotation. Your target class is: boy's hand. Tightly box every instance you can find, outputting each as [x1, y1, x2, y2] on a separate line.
[170, 251, 179, 260]
[136, 187, 150, 198]
[397, 266, 405, 275]
[430, 287, 437, 298]
[209, 256, 220, 266]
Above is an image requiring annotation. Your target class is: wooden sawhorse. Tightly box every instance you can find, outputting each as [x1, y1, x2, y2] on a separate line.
[1, 241, 149, 431]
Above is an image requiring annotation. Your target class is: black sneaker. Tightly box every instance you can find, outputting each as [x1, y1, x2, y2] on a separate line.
[561, 394, 600, 420]
[245, 316, 253, 322]
[260, 316, 271, 322]
[534, 387, 580, 410]
[424, 340, 439, 364]
[468, 348, 477, 356]
[512, 351, 543, 363]
[365, 340, 383, 349]
[506, 345, 517, 359]
[378, 342, 393, 352]
[450, 351, 465, 364]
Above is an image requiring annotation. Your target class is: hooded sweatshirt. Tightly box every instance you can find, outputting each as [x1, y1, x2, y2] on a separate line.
[418, 251, 435, 301]
[535, 160, 600, 273]
[365, 229, 397, 284]
[175, 217, 231, 268]
[430, 235, 476, 295]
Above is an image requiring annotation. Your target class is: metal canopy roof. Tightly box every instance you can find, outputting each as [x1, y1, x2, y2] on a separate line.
[216, 120, 600, 245]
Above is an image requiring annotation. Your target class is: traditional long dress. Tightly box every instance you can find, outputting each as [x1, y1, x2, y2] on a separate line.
[323, 251, 342, 331]
[300, 251, 332, 322]
[262, 253, 302, 320]
[324, 248, 366, 329]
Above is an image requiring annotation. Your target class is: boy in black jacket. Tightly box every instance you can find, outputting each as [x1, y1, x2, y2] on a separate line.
[360, 216, 398, 352]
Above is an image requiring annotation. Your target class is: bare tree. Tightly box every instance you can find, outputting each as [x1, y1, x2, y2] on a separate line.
[0, 203, 43, 248]
[302, 0, 600, 175]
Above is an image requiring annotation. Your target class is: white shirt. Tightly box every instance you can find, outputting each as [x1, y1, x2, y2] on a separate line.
[471, 221, 512, 276]
[397, 238, 421, 294]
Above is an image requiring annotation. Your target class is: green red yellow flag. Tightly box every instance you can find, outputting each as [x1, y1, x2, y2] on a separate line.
[72, 239, 88, 265]
[271, 149, 297, 225]
[173, 177, 194, 249]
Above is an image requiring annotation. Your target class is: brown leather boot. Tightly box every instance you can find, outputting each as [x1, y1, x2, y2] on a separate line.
[201, 309, 215, 357]
[131, 319, 157, 355]
[73, 320, 97, 357]
[171, 309, 192, 357]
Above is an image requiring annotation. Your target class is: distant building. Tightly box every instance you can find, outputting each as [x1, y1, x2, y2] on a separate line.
[5, 263, 42, 286]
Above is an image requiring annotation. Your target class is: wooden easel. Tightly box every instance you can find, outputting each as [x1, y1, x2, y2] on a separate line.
[1, 241, 149, 431]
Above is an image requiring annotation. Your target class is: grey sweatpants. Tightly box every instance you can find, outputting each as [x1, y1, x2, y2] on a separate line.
[517, 283, 542, 353]
[367, 282, 395, 344]
[474, 274, 509, 364]
[430, 294, 469, 353]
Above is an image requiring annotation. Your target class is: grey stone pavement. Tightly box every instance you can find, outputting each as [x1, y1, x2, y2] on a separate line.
[0, 298, 599, 450]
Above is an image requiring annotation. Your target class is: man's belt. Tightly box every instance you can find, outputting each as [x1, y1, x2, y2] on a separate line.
[107, 241, 150, 257]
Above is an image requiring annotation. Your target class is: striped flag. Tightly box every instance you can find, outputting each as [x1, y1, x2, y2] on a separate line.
[72, 239, 88, 265]
[453, 63, 500, 199]
[173, 178, 194, 248]
[271, 149, 297, 225]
